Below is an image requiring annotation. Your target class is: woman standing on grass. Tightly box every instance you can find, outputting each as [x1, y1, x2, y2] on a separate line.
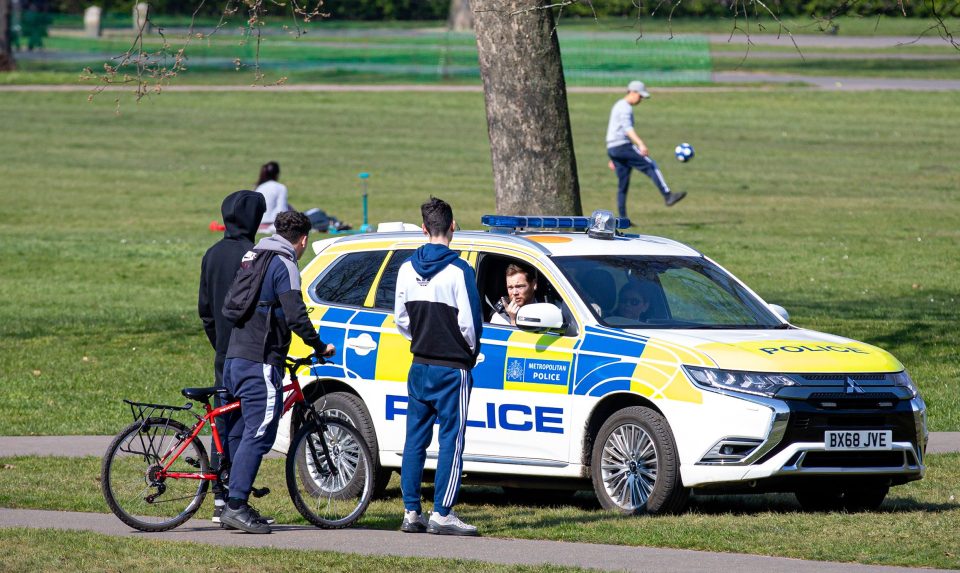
[255, 161, 292, 233]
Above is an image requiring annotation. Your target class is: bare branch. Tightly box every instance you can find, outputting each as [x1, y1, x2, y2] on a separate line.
[508, 1, 578, 16]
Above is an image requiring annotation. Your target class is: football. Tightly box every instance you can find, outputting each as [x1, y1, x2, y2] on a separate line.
[675, 142, 695, 162]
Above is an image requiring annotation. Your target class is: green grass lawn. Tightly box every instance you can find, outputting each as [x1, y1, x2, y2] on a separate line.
[1, 454, 958, 568]
[0, 89, 957, 434]
[0, 528, 587, 573]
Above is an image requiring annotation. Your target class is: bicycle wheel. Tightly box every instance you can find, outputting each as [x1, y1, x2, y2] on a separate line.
[101, 418, 210, 532]
[286, 418, 374, 528]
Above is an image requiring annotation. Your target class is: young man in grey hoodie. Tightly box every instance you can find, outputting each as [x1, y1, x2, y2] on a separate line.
[394, 197, 482, 536]
[220, 211, 335, 534]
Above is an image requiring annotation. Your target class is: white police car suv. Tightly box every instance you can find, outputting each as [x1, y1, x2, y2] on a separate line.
[277, 213, 927, 514]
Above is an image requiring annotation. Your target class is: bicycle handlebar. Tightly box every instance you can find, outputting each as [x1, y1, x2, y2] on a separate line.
[284, 354, 332, 376]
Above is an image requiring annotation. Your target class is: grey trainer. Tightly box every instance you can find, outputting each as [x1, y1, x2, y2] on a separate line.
[401, 510, 428, 533]
[664, 191, 687, 207]
[427, 511, 479, 536]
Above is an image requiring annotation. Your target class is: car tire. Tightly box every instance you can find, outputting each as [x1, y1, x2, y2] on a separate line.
[795, 485, 888, 512]
[590, 406, 689, 515]
[313, 391, 392, 499]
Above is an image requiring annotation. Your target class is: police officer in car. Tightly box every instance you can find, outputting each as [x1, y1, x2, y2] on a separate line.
[491, 263, 538, 326]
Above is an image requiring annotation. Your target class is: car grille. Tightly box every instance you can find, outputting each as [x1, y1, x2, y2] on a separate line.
[757, 399, 918, 465]
[798, 451, 910, 468]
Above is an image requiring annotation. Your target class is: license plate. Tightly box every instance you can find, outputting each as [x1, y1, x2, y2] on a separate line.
[824, 430, 893, 451]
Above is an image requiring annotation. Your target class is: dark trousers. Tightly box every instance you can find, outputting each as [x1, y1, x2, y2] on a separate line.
[212, 355, 228, 499]
[401, 363, 472, 516]
[608, 143, 671, 218]
[222, 357, 283, 502]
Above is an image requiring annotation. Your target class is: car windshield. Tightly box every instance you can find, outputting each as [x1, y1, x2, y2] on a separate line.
[554, 255, 785, 329]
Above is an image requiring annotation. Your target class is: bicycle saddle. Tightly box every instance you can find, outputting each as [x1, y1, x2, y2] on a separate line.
[181, 387, 228, 402]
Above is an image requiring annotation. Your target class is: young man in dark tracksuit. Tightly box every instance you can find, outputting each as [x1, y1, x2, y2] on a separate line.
[198, 190, 266, 522]
[606, 80, 686, 221]
[394, 197, 482, 536]
[220, 211, 335, 534]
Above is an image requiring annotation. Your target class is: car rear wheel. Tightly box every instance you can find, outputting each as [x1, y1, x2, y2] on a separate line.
[590, 406, 689, 515]
[313, 391, 392, 499]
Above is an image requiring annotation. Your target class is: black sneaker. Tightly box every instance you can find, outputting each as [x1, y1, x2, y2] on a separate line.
[664, 191, 687, 207]
[212, 504, 224, 524]
[220, 505, 272, 534]
[248, 504, 275, 525]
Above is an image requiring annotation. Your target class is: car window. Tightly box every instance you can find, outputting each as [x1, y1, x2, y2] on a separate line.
[659, 267, 759, 326]
[312, 251, 387, 307]
[374, 249, 416, 310]
[555, 255, 782, 329]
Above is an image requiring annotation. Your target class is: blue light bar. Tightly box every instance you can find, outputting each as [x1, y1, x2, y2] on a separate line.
[481, 214, 630, 231]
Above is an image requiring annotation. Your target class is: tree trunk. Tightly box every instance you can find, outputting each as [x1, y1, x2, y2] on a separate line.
[0, 0, 15, 71]
[448, 0, 473, 32]
[473, 0, 582, 216]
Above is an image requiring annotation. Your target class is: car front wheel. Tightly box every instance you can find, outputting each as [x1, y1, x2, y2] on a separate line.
[590, 406, 689, 515]
[312, 391, 392, 498]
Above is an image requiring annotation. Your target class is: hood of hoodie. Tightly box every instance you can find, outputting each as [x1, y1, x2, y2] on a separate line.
[222, 190, 267, 242]
[411, 243, 459, 279]
[254, 234, 298, 260]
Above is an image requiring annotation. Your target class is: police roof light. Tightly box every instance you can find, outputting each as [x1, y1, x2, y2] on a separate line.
[587, 209, 616, 240]
[481, 212, 630, 235]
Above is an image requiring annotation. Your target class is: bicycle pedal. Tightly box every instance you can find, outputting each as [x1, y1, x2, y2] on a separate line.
[251, 486, 271, 498]
[184, 457, 201, 469]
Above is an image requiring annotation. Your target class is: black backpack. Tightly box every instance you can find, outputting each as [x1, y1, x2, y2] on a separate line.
[221, 249, 278, 324]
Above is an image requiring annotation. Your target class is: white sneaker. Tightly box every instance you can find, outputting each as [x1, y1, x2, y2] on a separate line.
[400, 510, 428, 533]
[427, 511, 479, 536]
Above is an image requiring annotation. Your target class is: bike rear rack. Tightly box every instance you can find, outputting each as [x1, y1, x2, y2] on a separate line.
[124, 399, 194, 425]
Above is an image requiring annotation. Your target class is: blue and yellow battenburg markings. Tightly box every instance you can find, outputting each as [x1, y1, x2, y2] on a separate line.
[295, 304, 708, 404]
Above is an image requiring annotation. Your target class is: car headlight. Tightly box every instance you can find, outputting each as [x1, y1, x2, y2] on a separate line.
[891, 370, 919, 398]
[684, 366, 797, 397]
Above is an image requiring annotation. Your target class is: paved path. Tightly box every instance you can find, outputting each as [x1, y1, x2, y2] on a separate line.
[2, 433, 958, 457]
[711, 50, 960, 60]
[711, 72, 960, 91]
[0, 508, 952, 572]
[2, 76, 960, 93]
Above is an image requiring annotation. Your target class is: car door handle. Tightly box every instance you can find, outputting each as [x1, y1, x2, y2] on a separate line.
[346, 332, 378, 356]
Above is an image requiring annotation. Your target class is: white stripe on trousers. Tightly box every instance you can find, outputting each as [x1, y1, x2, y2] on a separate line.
[442, 369, 469, 509]
[632, 145, 671, 194]
[255, 363, 277, 438]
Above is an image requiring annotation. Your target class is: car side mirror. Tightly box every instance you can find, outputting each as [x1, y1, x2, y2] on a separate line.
[515, 303, 565, 333]
[769, 304, 790, 322]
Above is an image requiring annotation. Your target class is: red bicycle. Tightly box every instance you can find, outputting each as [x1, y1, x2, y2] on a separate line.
[101, 356, 374, 532]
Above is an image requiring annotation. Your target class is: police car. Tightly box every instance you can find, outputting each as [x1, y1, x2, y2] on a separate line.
[276, 212, 927, 514]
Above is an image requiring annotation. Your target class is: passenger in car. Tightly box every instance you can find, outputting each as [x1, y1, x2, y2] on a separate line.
[611, 283, 652, 321]
[491, 263, 538, 326]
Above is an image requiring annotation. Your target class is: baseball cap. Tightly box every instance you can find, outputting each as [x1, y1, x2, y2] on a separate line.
[627, 80, 651, 98]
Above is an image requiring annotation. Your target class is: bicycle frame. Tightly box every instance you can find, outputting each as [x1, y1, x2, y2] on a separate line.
[157, 366, 312, 482]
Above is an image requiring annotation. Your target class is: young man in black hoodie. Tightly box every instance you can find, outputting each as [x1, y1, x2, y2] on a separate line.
[220, 211, 335, 534]
[198, 190, 266, 523]
[394, 197, 482, 536]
